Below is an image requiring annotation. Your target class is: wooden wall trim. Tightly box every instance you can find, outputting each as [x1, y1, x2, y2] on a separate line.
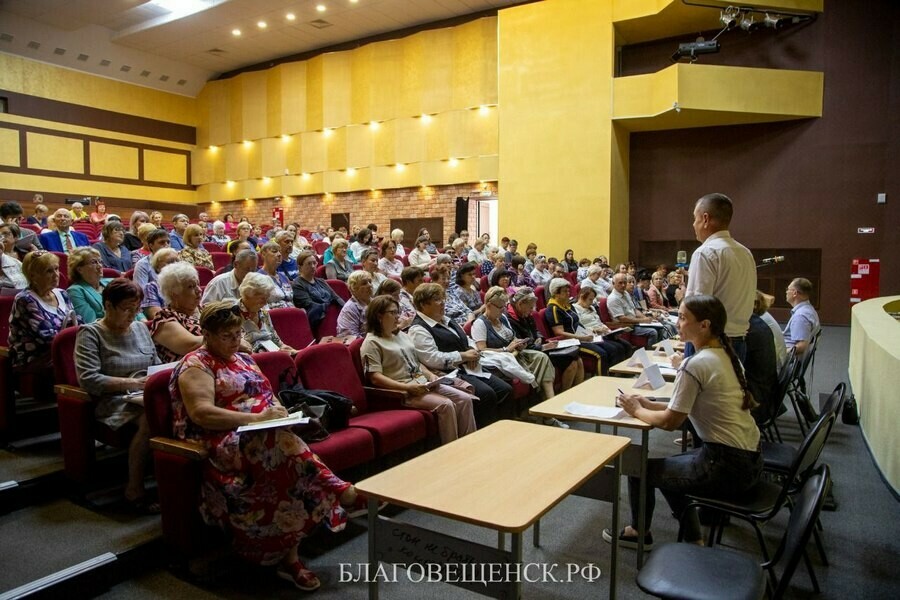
[0, 89, 196, 145]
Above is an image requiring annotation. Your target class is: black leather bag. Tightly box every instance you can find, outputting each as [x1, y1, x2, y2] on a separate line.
[278, 386, 354, 431]
[842, 394, 859, 425]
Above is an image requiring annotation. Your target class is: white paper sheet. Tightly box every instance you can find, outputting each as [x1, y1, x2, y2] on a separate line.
[656, 338, 676, 357]
[147, 361, 179, 376]
[236, 412, 309, 433]
[553, 338, 581, 349]
[627, 347, 653, 368]
[564, 402, 624, 419]
[634, 364, 666, 390]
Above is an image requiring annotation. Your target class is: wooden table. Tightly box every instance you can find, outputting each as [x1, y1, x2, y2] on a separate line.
[608, 351, 679, 380]
[652, 339, 686, 352]
[530, 376, 675, 568]
[355, 420, 629, 599]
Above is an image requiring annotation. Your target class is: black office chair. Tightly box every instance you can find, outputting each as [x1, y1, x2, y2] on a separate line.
[787, 330, 822, 433]
[638, 464, 830, 600]
[755, 347, 798, 444]
[678, 412, 835, 592]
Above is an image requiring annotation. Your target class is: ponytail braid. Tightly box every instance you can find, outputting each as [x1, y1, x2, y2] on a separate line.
[720, 333, 757, 411]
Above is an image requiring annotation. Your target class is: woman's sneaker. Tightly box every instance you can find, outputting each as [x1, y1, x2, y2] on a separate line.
[542, 417, 570, 429]
[277, 560, 321, 592]
[602, 528, 653, 551]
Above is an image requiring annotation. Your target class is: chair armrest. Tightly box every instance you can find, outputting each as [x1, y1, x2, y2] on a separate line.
[54, 384, 91, 402]
[363, 386, 409, 410]
[150, 436, 208, 460]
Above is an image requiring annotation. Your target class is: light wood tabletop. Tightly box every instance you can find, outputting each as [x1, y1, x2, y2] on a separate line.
[608, 352, 679, 379]
[355, 420, 629, 533]
[652, 339, 686, 351]
[530, 376, 676, 430]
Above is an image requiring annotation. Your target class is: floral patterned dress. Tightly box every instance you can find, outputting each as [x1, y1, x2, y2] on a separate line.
[169, 348, 351, 565]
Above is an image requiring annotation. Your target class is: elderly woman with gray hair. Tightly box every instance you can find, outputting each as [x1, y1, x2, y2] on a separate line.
[257, 241, 293, 308]
[238, 272, 297, 354]
[148, 261, 204, 363]
[140, 248, 181, 319]
[336, 270, 374, 339]
[324, 238, 354, 282]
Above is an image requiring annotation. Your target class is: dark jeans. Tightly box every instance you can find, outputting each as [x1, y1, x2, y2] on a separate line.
[458, 372, 512, 426]
[627, 442, 763, 542]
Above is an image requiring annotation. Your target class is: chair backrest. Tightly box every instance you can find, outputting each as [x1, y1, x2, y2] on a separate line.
[597, 296, 612, 322]
[194, 266, 215, 286]
[123, 268, 135, 280]
[252, 351, 296, 391]
[534, 308, 552, 339]
[315, 264, 327, 279]
[144, 368, 175, 438]
[19, 223, 41, 234]
[565, 271, 578, 285]
[51, 252, 70, 288]
[201, 241, 222, 252]
[0, 296, 14, 345]
[294, 343, 366, 410]
[782, 410, 835, 502]
[792, 330, 820, 384]
[313, 241, 330, 256]
[533, 286, 546, 310]
[269, 307, 314, 349]
[818, 382, 846, 431]
[51, 326, 81, 387]
[209, 252, 231, 271]
[315, 303, 341, 338]
[462, 320, 473, 336]
[101, 268, 121, 278]
[326, 279, 351, 301]
[770, 464, 830, 600]
[479, 275, 489, 293]
[347, 337, 366, 382]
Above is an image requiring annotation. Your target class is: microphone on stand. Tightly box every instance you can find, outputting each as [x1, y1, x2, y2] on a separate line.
[761, 256, 785, 264]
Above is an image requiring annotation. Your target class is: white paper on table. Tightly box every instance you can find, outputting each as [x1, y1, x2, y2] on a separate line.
[236, 412, 309, 433]
[659, 366, 679, 377]
[564, 402, 624, 419]
[627, 347, 653, 368]
[147, 361, 179, 376]
[656, 338, 676, 357]
[634, 364, 666, 390]
[553, 338, 581, 349]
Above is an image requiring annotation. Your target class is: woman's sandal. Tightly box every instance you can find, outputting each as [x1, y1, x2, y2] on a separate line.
[125, 496, 161, 515]
[277, 560, 321, 592]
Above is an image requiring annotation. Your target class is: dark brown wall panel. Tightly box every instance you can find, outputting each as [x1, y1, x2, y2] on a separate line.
[623, 0, 899, 325]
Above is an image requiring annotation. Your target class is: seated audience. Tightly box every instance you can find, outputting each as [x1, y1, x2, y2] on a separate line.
[89, 202, 108, 226]
[324, 238, 354, 282]
[507, 286, 583, 391]
[407, 235, 435, 269]
[219, 240, 254, 274]
[149, 262, 204, 363]
[168, 214, 189, 251]
[337, 270, 374, 339]
[133, 228, 172, 289]
[131, 222, 160, 265]
[169, 301, 365, 591]
[27, 204, 49, 228]
[510, 255, 534, 288]
[647, 271, 670, 310]
[418, 228, 438, 254]
[141, 248, 181, 319]
[561, 249, 579, 273]
[257, 241, 293, 309]
[503, 239, 520, 264]
[239, 272, 297, 354]
[94, 221, 133, 272]
[39, 209, 89, 253]
[208, 220, 231, 246]
[398, 266, 423, 326]
[408, 283, 510, 426]
[226, 222, 256, 253]
[350, 227, 374, 260]
[9, 251, 81, 376]
[74, 279, 160, 511]
[784, 277, 820, 356]
[178, 224, 214, 269]
[530, 254, 552, 287]
[757, 292, 787, 370]
[467, 237, 489, 264]
[149, 211, 164, 228]
[746, 290, 779, 425]
[489, 267, 516, 290]
[606, 273, 661, 346]
[610, 294, 762, 549]
[275, 231, 299, 280]
[361, 295, 476, 444]
[359, 248, 387, 291]
[69, 202, 90, 223]
[580, 265, 610, 298]
[0, 222, 27, 290]
[201, 249, 258, 304]
[221, 213, 236, 234]
[390, 228, 406, 258]
[378, 238, 404, 278]
[431, 266, 470, 327]
[449, 262, 484, 316]
[479, 246, 498, 277]
[291, 250, 344, 329]
[576, 258, 592, 281]
[68, 247, 112, 323]
[572, 287, 633, 364]
[665, 270, 685, 308]
[544, 278, 615, 375]
[123, 211, 149, 251]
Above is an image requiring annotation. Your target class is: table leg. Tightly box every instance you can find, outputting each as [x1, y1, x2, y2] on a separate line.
[533, 519, 540, 547]
[498, 530, 505, 551]
[609, 452, 620, 600]
[367, 498, 379, 600]
[511, 532, 523, 600]
[637, 430, 648, 568]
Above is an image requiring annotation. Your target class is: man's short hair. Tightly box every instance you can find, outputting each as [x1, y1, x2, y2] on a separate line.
[401, 266, 424, 285]
[791, 277, 813, 297]
[696, 193, 734, 226]
[147, 228, 170, 246]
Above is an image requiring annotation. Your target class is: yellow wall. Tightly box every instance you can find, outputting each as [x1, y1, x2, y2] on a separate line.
[192, 17, 499, 202]
[0, 54, 198, 204]
[498, 0, 627, 262]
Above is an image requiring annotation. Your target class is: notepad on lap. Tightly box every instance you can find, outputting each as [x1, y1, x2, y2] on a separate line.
[236, 412, 309, 433]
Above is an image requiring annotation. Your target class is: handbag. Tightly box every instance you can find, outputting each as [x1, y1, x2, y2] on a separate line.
[278, 385, 354, 431]
[841, 394, 859, 425]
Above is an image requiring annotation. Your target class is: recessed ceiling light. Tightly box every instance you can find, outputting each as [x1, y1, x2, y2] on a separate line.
[369, 121, 380, 130]
[232, 28, 241, 36]
[257, 21, 267, 29]
[350, 0, 358, 4]
[316, 4, 327, 13]
[286, 13, 296, 21]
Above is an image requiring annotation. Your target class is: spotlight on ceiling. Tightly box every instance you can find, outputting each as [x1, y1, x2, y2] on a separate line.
[719, 5, 741, 28]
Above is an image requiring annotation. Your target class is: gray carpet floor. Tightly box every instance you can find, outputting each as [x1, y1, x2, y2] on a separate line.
[92, 325, 900, 599]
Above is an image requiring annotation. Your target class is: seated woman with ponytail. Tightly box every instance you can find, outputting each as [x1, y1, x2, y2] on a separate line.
[605, 294, 762, 550]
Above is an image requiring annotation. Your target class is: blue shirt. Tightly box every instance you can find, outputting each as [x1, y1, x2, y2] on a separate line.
[277, 257, 299, 281]
[169, 231, 185, 251]
[784, 300, 819, 347]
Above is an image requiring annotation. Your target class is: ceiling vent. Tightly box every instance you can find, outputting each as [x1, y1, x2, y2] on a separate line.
[140, 70, 151, 77]
[308, 19, 333, 29]
[0, 33, 13, 43]
[99, 59, 111, 67]
[206, 48, 227, 55]
[176, 79, 187, 86]
[77, 53, 89, 61]
[53, 47, 66, 55]
[27, 41, 40, 50]
[120, 65, 131, 72]
[159, 75, 169, 82]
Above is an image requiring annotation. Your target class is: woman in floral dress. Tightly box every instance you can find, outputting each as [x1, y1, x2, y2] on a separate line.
[169, 301, 366, 591]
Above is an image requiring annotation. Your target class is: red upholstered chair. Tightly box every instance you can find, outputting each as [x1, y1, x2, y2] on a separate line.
[19, 222, 41, 235]
[0, 296, 16, 440]
[299, 229, 311, 239]
[313, 241, 330, 256]
[145, 367, 207, 558]
[201, 241, 222, 253]
[53, 326, 133, 484]
[572, 283, 580, 299]
[536, 307, 599, 377]
[194, 266, 215, 286]
[400, 254, 409, 267]
[209, 252, 231, 271]
[123, 269, 135, 280]
[101, 268, 121, 278]
[295, 343, 427, 461]
[51, 252, 70, 289]
[596, 297, 649, 348]
[269, 307, 314, 350]
[479, 275, 489, 293]
[326, 279, 351, 302]
[565, 271, 578, 286]
[315, 303, 341, 339]
[315, 264, 328, 279]
[533, 286, 547, 311]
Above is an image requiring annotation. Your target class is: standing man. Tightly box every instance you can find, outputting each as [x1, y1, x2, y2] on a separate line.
[39, 208, 89, 253]
[168, 214, 189, 250]
[685, 193, 756, 360]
